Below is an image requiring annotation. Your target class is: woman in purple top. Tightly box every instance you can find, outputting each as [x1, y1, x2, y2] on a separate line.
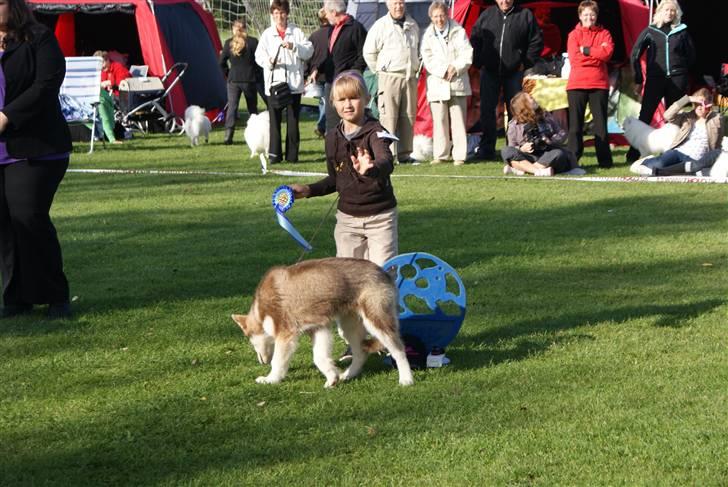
[0, 0, 73, 319]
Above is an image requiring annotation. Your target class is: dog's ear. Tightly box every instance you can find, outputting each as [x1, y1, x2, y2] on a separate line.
[231, 314, 249, 336]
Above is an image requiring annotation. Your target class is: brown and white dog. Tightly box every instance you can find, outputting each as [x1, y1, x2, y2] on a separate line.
[232, 258, 414, 388]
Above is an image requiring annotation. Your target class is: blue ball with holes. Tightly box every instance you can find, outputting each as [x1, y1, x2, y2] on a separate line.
[383, 252, 466, 352]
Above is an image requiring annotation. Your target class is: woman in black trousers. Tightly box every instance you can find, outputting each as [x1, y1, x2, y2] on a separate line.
[625, 0, 694, 163]
[219, 18, 261, 145]
[0, 0, 73, 319]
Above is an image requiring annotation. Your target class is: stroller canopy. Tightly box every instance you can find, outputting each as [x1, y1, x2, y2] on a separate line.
[29, 0, 227, 114]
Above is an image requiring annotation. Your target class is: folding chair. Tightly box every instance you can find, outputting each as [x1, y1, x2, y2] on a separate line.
[59, 56, 103, 154]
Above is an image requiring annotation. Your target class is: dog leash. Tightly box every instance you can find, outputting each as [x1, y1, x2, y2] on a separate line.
[295, 193, 341, 263]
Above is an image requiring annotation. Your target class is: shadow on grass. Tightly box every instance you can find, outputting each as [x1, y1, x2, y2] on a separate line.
[452, 299, 724, 370]
[46, 176, 725, 310]
[0, 384, 425, 485]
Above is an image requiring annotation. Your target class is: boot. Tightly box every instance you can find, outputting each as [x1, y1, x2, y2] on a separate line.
[223, 128, 234, 145]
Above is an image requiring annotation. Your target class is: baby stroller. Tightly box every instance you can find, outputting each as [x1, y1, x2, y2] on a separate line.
[117, 62, 188, 134]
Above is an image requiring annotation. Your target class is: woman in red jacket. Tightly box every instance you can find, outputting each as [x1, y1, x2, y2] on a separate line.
[566, 0, 614, 168]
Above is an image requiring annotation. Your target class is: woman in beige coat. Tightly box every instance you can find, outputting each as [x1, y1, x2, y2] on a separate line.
[421, 1, 473, 165]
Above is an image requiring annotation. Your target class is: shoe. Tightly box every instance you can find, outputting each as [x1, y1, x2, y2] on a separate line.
[633, 164, 654, 176]
[398, 157, 416, 164]
[503, 164, 525, 176]
[430, 159, 443, 165]
[453, 160, 465, 166]
[534, 167, 554, 177]
[47, 302, 72, 320]
[0, 303, 33, 319]
[564, 167, 587, 176]
[223, 128, 234, 145]
[630, 158, 653, 176]
[625, 147, 640, 164]
[474, 148, 497, 161]
[338, 346, 353, 363]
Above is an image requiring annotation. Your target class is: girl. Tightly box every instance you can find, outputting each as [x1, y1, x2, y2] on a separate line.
[291, 70, 397, 266]
[501, 91, 576, 176]
[219, 18, 261, 145]
[631, 88, 723, 176]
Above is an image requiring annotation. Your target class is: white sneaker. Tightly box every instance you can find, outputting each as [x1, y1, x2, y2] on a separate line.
[630, 157, 652, 175]
[503, 164, 525, 176]
[534, 167, 554, 177]
[631, 163, 654, 176]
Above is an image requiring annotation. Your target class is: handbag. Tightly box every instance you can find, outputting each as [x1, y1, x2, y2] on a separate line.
[268, 45, 292, 108]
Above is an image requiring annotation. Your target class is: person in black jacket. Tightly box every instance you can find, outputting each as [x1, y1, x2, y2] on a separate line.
[625, 0, 694, 163]
[470, 0, 543, 161]
[0, 0, 73, 319]
[306, 9, 330, 137]
[220, 18, 261, 145]
[320, 0, 368, 132]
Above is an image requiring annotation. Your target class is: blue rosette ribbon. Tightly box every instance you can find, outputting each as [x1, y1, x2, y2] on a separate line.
[272, 185, 312, 251]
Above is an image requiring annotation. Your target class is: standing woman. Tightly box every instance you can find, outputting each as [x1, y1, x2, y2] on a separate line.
[626, 0, 694, 163]
[255, 0, 313, 163]
[220, 18, 260, 145]
[420, 1, 472, 166]
[0, 0, 73, 319]
[566, 0, 614, 168]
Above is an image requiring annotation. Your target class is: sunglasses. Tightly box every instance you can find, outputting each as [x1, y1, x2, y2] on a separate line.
[693, 102, 713, 109]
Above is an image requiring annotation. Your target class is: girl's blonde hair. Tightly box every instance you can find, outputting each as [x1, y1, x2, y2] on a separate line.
[653, 0, 682, 28]
[330, 71, 370, 102]
[231, 19, 247, 56]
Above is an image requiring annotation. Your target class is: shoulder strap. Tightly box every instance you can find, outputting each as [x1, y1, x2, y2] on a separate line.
[270, 44, 288, 85]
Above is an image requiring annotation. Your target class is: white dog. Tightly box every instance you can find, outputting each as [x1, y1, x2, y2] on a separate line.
[182, 105, 211, 147]
[244, 111, 270, 158]
[623, 116, 680, 157]
[411, 134, 433, 162]
[707, 149, 728, 178]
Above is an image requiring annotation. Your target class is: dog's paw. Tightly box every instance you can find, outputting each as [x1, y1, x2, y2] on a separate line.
[399, 377, 415, 387]
[339, 368, 358, 382]
[324, 374, 340, 388]
[255, 375, 281, 384]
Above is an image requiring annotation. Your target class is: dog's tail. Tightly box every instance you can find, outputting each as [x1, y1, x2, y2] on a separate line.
[362, 337, 385, 354]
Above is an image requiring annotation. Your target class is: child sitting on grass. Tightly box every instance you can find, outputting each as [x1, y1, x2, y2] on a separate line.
[290, 70, 398, 266]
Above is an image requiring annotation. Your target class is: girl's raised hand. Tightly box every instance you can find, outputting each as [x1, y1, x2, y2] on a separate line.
[351, 147, 374, 175]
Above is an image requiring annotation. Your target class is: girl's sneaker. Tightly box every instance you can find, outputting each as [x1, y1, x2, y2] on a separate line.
[534, 167, 554, 177]
[503, 165, 525, 176]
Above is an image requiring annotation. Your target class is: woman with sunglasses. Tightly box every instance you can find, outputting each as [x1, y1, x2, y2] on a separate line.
[631, 88, 722, 176]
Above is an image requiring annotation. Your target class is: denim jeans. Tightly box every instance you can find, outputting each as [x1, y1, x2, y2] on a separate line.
[643, 149, 693, 170]
[316, 87, 326, 133]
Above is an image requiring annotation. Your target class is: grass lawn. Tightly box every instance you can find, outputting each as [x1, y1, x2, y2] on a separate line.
[1, 111, 727, 485]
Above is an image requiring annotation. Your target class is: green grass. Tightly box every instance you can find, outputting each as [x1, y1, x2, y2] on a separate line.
[2, 112, 727, 485]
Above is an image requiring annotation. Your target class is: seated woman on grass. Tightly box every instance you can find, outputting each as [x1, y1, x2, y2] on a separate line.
[631, 88, 723, 176]
[501, 91, 578, 176]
